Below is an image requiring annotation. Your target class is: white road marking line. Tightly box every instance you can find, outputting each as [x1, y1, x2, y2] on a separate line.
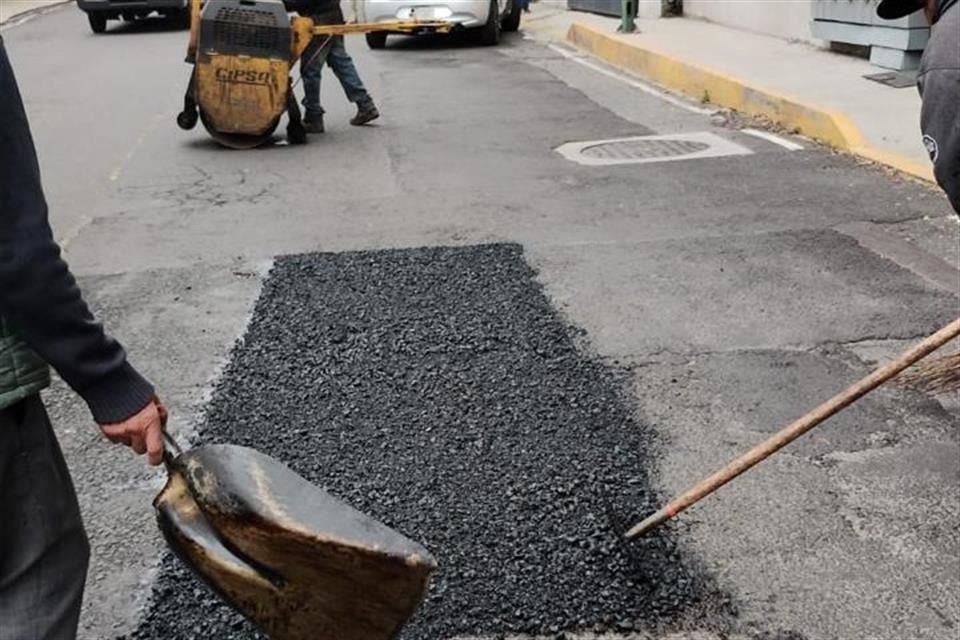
[58, 215, 92, 250]
[547, 43, 716, 116]
[741, 128, 805, 151]
[109, 112, 166, 182]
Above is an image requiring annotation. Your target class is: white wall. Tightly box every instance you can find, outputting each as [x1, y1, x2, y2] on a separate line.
[638, 0, 665, 18]
[683, 0, 817, 43]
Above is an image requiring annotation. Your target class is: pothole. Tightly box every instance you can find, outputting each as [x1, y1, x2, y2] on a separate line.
[555, 132, 752, 166]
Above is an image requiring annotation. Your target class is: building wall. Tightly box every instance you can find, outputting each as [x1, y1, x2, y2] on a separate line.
[638, 0, 664, 18]
[683, 0, 819, 43]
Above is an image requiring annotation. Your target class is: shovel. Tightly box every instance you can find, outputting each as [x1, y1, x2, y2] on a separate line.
[154, 434, 437, 640]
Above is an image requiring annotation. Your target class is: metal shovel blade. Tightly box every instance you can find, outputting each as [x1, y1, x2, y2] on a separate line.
[154, 444, 437, 640]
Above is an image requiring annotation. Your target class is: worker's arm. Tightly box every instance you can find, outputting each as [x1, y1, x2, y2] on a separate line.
[919, 66, 960, 215]
[0, 40, 155, 425]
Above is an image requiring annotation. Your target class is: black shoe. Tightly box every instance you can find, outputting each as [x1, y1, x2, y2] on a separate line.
[303, 112, 325, 134]
[350, 101, 380, 126]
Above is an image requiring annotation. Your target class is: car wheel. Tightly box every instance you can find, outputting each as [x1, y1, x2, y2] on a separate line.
[366, 32, 387, 49]
[175, 7, 191, 29]
[88, 12, 108, 33]
[477, 0, 500, 46]
[502, 0, 521, 32]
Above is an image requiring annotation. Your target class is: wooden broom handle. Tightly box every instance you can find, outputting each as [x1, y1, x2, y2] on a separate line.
[625, 317, 960, 539]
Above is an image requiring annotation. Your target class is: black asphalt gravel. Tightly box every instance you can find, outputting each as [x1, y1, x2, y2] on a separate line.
[123, 243, 738, 639]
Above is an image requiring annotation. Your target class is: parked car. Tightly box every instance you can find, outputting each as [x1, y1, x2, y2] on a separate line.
[77, 0, 191, 33]
[361, 0, 522, 48]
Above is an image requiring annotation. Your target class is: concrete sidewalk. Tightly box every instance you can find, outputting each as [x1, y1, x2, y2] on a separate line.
[523, 6, 934, 182]
[1, 0, 71, 24]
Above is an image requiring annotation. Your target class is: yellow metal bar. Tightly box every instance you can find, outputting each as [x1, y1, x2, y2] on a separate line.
[312, 20, 452, 35]
[185, 0, 202, 62]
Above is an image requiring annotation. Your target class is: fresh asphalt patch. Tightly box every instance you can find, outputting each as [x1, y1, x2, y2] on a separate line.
[122, 243, 741, 639]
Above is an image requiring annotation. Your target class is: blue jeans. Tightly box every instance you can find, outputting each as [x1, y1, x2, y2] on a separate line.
[302, 35, 371, 117]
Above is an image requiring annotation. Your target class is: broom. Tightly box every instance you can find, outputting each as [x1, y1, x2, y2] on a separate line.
[624, 316, 960, 539]
[891, 351, 960, 394]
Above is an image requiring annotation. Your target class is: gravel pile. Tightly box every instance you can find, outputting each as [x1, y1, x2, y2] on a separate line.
[123, 244, 735, 639]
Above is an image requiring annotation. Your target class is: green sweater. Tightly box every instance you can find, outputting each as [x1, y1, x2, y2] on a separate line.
[0, 315, 50, 410]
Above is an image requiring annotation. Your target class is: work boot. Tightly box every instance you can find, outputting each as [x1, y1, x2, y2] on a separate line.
[350, 100, 380, 126]
[303, 112, 325, 134]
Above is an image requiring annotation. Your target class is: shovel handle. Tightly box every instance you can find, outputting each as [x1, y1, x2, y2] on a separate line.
[161, 430, 183, 467]
[625, 316, 960, 539]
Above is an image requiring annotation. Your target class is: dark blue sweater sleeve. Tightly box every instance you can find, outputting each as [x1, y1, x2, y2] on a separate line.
[0, 39, 154, 424]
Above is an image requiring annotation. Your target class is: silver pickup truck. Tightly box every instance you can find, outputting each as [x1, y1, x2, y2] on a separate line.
[77, 0, 190, 33]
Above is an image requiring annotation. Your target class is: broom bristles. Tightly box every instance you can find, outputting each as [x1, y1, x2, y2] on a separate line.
[892, 352, 960, 394]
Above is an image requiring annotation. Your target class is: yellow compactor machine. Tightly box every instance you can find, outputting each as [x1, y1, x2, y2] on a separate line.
[176, 0, 449, 148]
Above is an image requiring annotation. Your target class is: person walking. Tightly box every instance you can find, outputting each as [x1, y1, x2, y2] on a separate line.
[0, 37, 166, 640]
[878, 0, 959, 215]
[288, 0, 379, 133]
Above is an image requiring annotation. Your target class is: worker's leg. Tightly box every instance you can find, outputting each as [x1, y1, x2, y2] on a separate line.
[326, 36, 371, 104]
[326, 36, 379, 125]
[300, 36, 333, 128]
[0, 395, 90, 640]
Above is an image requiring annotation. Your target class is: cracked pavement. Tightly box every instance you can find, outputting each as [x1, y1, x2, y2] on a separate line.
[2, 5, 959, 639]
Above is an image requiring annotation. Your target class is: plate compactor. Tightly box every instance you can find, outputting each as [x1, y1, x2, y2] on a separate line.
[176, 0, 449, 148]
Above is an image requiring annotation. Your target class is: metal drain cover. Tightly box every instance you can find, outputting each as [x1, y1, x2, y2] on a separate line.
[583, 138, 710, 160]
[556, 132, 752, 166]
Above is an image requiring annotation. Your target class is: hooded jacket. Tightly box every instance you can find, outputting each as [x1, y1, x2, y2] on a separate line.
[917, 0, 960, 214]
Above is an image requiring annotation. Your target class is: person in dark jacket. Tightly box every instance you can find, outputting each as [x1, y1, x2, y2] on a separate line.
[878, 0, 960, 215]
[0, 38, 166, 640]
[287, 0, 380, 133]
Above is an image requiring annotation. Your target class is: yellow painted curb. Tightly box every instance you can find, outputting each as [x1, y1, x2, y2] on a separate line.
[566, 22, 934, 183]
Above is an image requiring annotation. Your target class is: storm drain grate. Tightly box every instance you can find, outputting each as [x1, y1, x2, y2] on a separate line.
[556, 131, 753, 166]
[583, 138, 710, 160]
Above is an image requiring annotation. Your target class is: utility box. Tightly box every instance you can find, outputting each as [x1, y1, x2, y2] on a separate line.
[812, 0, 929, 70]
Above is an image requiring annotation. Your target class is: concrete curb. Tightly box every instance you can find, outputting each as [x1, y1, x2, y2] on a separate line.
[0, 0, 72, 26]
[565, 22, 935, 182]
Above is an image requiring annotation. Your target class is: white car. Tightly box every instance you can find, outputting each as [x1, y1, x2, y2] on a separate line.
[358, 0, 522, 48]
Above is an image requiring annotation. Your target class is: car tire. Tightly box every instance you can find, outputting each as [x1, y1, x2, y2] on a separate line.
[174, 8, 191, 29]
[88, 12, 108, 33]
[366, 32, 387, 49]
[502, 0, 521, 32]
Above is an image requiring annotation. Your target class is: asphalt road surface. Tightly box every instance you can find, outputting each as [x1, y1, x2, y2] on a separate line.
[3, 4, 959, 640]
